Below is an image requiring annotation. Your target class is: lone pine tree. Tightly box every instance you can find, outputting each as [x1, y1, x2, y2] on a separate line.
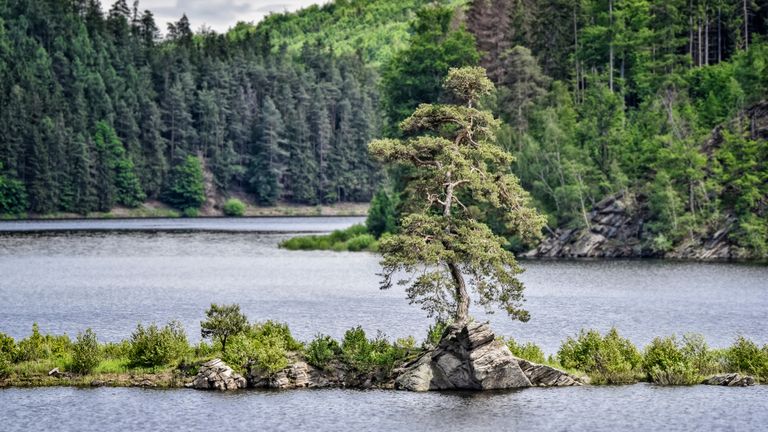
[370, 67, 546, 324]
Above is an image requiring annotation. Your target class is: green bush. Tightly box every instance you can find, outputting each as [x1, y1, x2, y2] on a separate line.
[643, 336, 699, 385]
[341, 327, 408, 372]
[306, 334, 342, 370]
[70, 329, 101, 374]
[281, 224, 379, 252]
[16, 323, 72, 362]
[725, 336, 768, 381]
[507, 338, 546, 364]
[345, 234, 377, 252]
[0, 352, 10, 378]
[222, 321, 300, 373]
[101, 341, 131, 360]
[182, 207, 199, 218]
[424, 321, 448, 348]
[224, 330, 292, 374]
[252, 321, 304, 352]
[128, 321, 189, 368]
[680, 333, 720, 377]
[557, 328, 642, 384]
[223, 198, 247, 216]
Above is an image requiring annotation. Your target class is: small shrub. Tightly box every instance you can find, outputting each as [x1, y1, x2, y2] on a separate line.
[281, 225, 375, 251]
[0, 332, 16, 360]
[306, 334, 342, 369]
[507, 338, 546, 364]
[182, 207, 199, 218]
[725, 336, 768, 381]
[200, 303, 249, 354]
[101, 341, 131, 359]
[129, 321, 189, 368]
[557, 328, 642, 384]
[252, 321, 303, 352]
[346, 234, 377, 252]
[0, 352, 11, 378]
[16, 323, 71, 362]
[223, 198, 246, 216]
[680, 333, 720, 377]
[643, 336, 699, 385]
[223, 321, 299, 374]
[70, 329, 101, 374]
[341, 327, 408, 372]
[424, 321, 448, 348]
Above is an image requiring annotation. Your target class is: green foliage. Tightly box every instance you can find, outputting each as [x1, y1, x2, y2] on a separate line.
[200, 303, 249, 354]
[163, 156, 205, 211]
[507, 338, 546, 364]
[92, 121, 146, 210]
[372, 66, 546, 323]
[725, 336, 768, 381]
[0, 165, 27, 214]
[424, 321, 448, 348]
[366, 190, 398, 238]
[128, 322, 189, 368]
[557, 328, 643, 384]
[306, 334, 342, 370]
[222, 198, 247, 217]
[280, 224, 379, 252]
[341, 326, 409, 372]
[642, 336, 699, 385]
[70, 328, 100, 374]
[16, 323, 72, 363]
[223, 321, 300, 373]
[0, 333, 15, 377]
[381, 5, 480, 128]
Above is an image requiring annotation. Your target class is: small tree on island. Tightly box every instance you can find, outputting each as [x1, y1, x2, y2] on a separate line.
[201, 303, 248, 353]
[369, 66, 546, 325]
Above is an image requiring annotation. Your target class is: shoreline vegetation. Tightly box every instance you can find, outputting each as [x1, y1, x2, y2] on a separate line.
[1, 305, 765, 390]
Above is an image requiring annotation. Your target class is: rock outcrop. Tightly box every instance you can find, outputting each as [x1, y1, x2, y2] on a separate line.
[247, 359, 394, 390]
[394, 322, 580, 391]
[525, 192, 751, 260]
[526, 100, 768, 261]
[702, 373, 756, 387]
[188, 359, 247, 391]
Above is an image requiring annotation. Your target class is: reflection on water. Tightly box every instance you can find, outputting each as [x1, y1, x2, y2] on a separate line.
[2, 385, 767, 432]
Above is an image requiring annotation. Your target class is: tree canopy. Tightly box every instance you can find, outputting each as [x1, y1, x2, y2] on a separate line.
[370, 67, 546, 323]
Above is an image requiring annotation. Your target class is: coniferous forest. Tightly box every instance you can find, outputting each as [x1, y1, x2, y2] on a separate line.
[1, 0, 767, 255]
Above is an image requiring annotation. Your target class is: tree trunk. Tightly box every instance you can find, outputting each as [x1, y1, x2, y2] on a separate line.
[717, 7, 722, 63]
[608, 0, 614, 92]
[448, 262, 469, 324]
[443, 173, 469, 324]
[743, 0, 749, 50]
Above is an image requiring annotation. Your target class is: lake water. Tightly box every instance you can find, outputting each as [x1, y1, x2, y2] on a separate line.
[2, 384, 767, 432]
[1, 217, 767, 431]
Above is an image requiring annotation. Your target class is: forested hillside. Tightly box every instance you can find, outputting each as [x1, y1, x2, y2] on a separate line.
[0, 0, 766, 256]
[0, 0, 383, 215]
[462, 0, 768, 256]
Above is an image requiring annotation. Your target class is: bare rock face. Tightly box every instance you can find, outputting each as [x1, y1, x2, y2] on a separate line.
[516, 358, 583, 387]
[189, 359, 247, 391]
[703, 373, 756, 387]
[247, 360, 394, 390]
[395, 322, 581, 391]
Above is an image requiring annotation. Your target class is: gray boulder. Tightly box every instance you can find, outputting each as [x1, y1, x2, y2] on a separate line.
[188, 359, 247, 391]
[395, 322, 579, 391]
[702, 373, 756, 387]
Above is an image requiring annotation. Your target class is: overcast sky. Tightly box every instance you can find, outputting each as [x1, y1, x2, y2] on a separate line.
[137, 1, 326, 34]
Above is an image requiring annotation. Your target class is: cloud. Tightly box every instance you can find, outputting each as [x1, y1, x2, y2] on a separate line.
[138, 0, 325, 33]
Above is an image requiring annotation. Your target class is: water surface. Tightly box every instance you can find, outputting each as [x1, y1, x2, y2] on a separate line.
[0, 220, 765, 352]
[2, 385, 767, 432]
